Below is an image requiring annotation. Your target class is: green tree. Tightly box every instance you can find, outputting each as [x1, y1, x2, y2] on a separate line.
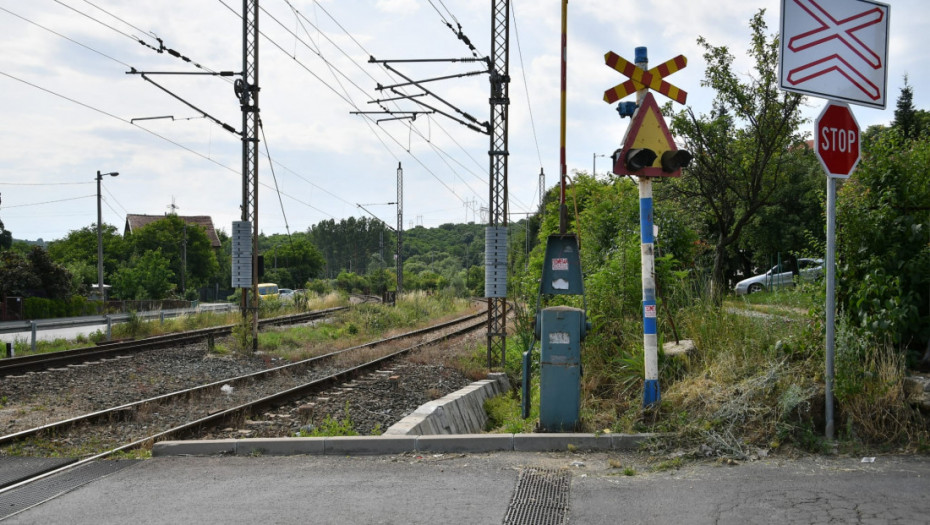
[128, 215, 218, 292]
[665, 10, 806, 299]
[837, 127, 930, 357]
[27, 246, 72, 300]
[893, 76, 919, 140]
[274, 238, 325, 288]
[732, 147, 824, 274]
[47, 224, 129, 288]
[0, 251, 39, 298]
[0, 220, 11, 251]
[111, 249, 175, 300]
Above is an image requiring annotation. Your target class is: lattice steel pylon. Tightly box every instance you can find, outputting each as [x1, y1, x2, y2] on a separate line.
[239, 0, 260, 350]
[487, 0, 510, 369]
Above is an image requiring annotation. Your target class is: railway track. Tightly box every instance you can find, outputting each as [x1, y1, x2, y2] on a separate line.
[0, 307, 346, 377]
[0, 309, 487, 495]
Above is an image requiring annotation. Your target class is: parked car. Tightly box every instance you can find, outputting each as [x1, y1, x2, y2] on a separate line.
[734, 258, 823, 295]
[278, 288, 295, 300]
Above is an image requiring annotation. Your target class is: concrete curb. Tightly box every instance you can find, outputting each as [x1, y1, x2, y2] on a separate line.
[151, 373, 656, 457]
[383, 372, 510, 435]
[152, 433, 655, 457]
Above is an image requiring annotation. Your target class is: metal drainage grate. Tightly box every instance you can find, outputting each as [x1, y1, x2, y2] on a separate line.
[502, 467, 571, 525]
[0, 459, 139, 521]
[0, 457, 74, 490]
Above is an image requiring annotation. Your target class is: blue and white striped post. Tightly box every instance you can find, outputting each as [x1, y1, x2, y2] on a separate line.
[640, 179, 660, 406]
[634, 46, 660, 407]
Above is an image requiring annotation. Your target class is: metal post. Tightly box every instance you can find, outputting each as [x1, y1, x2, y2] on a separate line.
[487, 0, 510, 369]
[825, 175, 836, 440]
[397, 162, 404, 295]
[106, 315, 112, 341]
[95, 170, 118, 303]
[634, 47, 660, 407]
[30, 320, 37, 353]
[5, 342, 12, 358]
[96, 172, 104, 304]
[558, 0, 568, 233]
[239, 0, 260, 352]
[640, 178, 660, 406]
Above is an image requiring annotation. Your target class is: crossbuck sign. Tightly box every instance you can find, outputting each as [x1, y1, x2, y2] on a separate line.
[779, 0, 890, 109]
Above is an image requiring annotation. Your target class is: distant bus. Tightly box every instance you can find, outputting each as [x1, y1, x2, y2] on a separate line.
[257, 283, 279, 300]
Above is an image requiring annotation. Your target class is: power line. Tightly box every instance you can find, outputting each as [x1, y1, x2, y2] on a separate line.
[258, 119, 292, 238]
[55, 0, 227, 76]
[0, 8, 356, 223]
[51, 0, 139, 44]
[1, 6, 133, 68]
[306, 0, 503, 209]
[103, 185, 129, 215]
[0, 181, 92, 186]
[218, 0, 482, 208]
[2, 194, 96, 208]
[511, 2, 543, 169]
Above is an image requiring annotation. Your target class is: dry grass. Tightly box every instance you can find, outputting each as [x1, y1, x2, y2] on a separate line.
[836, 344, 927, 446]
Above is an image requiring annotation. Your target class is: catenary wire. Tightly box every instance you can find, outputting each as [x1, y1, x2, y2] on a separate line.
[217, 0, 478, 208]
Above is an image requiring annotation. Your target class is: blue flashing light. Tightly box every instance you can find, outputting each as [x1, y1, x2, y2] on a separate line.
[635, 46, 648, 64]
[616, 101, 637, 118]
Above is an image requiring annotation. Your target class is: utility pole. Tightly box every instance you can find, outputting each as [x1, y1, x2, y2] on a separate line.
[486, 0, 510, 369]
[397, 162, 404, 295]
[181, 223, 187, 294]
[239, 0, 260, 351]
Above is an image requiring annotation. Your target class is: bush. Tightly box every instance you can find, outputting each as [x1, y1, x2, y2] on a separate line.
[23, 296, 99, 319]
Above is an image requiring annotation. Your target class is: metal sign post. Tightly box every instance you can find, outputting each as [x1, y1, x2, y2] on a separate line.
[781, 0, 885, 440]
[815, 100, 861, 440]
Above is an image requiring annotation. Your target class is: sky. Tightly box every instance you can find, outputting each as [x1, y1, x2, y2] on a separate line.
[0, 0, 925, 243]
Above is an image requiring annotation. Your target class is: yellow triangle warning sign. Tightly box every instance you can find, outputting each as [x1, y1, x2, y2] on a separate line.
[612, 92, 683, 178]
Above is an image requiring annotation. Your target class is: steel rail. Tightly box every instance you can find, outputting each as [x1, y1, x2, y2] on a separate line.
[0, 307, 346, 376]
[0, 310, 487, 448]
[0, 311, 487, 495]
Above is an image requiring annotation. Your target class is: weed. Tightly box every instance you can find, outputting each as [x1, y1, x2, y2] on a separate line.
[299, 403, 358, 437]
[109, 448, 152, 460]
[652, 457, 684, 472]
[623, 467, 636, 476]
[426, 388, 442, 400]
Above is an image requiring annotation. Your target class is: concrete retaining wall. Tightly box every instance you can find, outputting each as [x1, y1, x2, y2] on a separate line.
[383, 373, 511, 435]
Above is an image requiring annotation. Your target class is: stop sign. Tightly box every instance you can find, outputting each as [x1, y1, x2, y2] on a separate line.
[815, 102, 860, 178]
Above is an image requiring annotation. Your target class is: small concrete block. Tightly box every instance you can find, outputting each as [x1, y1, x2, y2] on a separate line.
[416, 434, 514, 454]
[663, 339, 696, 356]
[152, 439, 237, 457]
[236, 438, 326, 456]
[324, 436, 418, 456]
[513, 433, 612, 452]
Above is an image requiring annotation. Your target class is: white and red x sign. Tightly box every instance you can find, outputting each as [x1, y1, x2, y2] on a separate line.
[779, 0, 890, 109]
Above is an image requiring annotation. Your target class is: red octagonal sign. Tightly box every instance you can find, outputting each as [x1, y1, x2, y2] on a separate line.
[816, 101, 860, 178]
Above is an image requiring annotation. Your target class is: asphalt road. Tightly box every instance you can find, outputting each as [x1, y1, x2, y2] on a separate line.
[3, 452, 928, 524]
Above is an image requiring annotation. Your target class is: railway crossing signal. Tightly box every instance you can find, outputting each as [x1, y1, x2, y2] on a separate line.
[603, 52, 688, 105]
[610, 92, 691, 178]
